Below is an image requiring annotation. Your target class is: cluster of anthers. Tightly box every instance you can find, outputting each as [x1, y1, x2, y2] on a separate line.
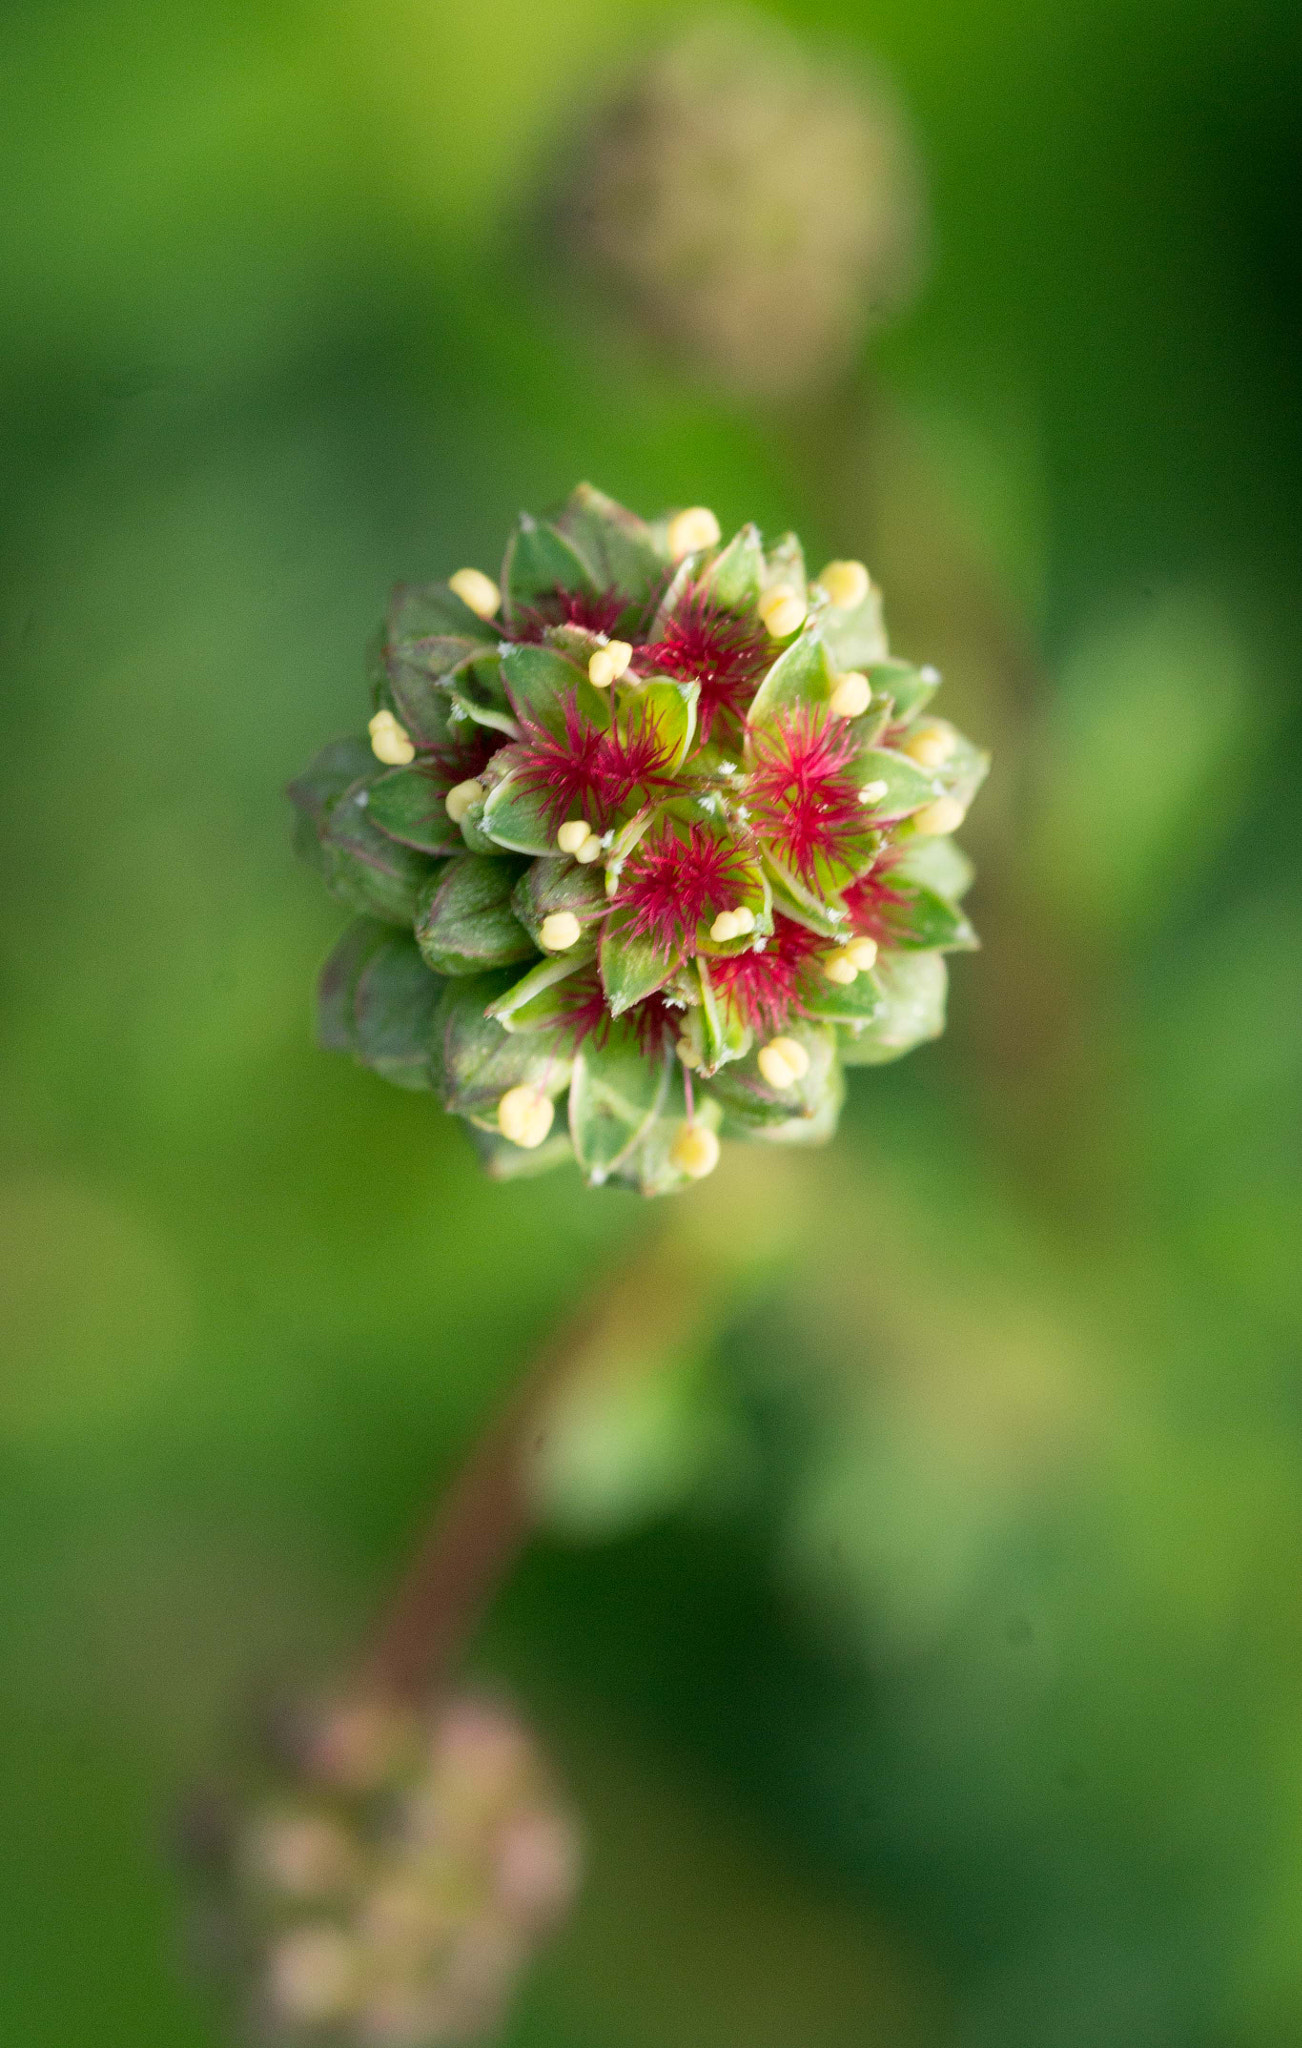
[290, 486, 986, 1194]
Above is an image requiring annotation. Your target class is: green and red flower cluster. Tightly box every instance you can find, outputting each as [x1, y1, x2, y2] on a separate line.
[290, 487, 986, 1193]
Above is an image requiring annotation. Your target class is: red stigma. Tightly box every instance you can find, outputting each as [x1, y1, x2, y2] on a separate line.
[842, 850, 913, 946]
[709, 915, 821, 1035]
[515, 585, 629, 641]
[515, 692, 680, 831]
[551, 969, 681, 1059]
[746, 711, 865, 887]
[642, 589, 770, 744]
[617, 821, 750, 958]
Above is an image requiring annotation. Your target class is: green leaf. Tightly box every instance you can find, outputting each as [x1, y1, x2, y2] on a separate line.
[434, 972, 571, 1116]
[703, 523, 764, 609]
[819, 584, 889, 672]
[503, 517, 596, 614]
[319, 781, 437, 926]
[316, 917, 390, 1053]
[838, 950, 947, 1065]
[764, 531, 807, 598]
[568, 1022, 671, 1185]
[511, 857, 607, 947]
[896, 833, 976, 901]
[550, 484, 667, 604]
[487, 952, 592, 1031]
[447, 652, 518, 738]
[855, 745, 938, 820]
[599, 907, 676, 1014]
[869, 660, 939, 721]
[619, 677, 697, 775]
[366, 764, 463, 854]
[288, 735, 376, 833]
[383, 583, 498, 745]
[479, 769, 561, 857]
[387, 580, 500, 647]
[802, 963, 885, 1025]
[761, 853, 850, 940]
[499, 641, 604, 736]
[745, 629, 838, 728]
[414, 854, 534, 975]
[707, 1022, 843, 1141]
[352, 930, 443, 1090]
[694, 957, 753, 1071]
[889, 883, 978, 952]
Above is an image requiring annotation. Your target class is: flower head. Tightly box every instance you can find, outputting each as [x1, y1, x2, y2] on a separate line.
[291, 484, 987, 1193]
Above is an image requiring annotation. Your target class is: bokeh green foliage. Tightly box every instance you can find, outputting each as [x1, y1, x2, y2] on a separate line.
[1, 1, 1300, 2045]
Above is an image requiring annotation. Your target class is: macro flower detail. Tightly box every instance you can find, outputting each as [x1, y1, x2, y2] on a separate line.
[290, 485, 987, 1192]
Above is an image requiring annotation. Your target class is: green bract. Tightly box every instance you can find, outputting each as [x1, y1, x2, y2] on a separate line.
[289, 486, 987, 1192]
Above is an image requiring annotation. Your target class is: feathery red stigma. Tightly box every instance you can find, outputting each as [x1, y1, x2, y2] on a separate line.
[551, 968, 681, 1058]
[642, 589, 770, 743]
[515, 585, 630, 640]
[514, 696, 613, 829]
[842, 851, 914, 946]
[746, 710, 865, 886]
[617, 821, 750, 958]
[708, 915, 820, 1035]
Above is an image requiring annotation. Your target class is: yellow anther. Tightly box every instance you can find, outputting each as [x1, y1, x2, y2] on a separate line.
[757, 1036, 810, 1090]
[667, 506, 721, 558]
[710, 910, 741, 942]
[588, 639, 633, 688]
[573, 832, 604, 865]
[539, 911, 582, 951]
[731, 905, 756, 934]
[829, 671, 871, 720]
[758, 587, 807, 639]
[605, 865, 621, 898]
[444, 777, 485, 823]
[675, 1037, 701, 1070]
[367, 709, 416, 766]
[845, 936, 879, 972]
[498, 1086, 555, 1149]
[903, 721, 955, 769]
[448, 567, 501, 619]
[858, 778, 889, 806]
[815, 560, 871, 610]
[823, 953, 859, 985]
[670, 1121, 721, 1179]
[556, 818, 591, 854]
[913, 795, 967, 837]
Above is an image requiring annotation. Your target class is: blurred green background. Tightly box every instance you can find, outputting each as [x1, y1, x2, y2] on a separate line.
[2, 0, 1300, 2042]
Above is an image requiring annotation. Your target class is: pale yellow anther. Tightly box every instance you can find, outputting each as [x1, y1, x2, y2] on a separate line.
[448, 567, 501, 619]
[823, 953, 859, 986]
[670, 1120, 721, 1179]
[539, 911, 582, 952]
[556, 818, 591, 855]
[829, 671, 871, 720]
[815, 560, 871, 610]
[858, 778, 889, 806]
[573, 832, 604, 865]
[731, 905, 756, 935]
[498, 1086, 555, 1150]
[444, 777, 485, 823]
[667, 506, 721, 558]
[588, 639, 632, 689]
[903, 722, 955, 769]
[710, 910, 741, 942]
[675, 1037, 701, 1070]
[758, 1036, 810, 1090]
[913, 795, 967, 837]
[367, 709, 416, 766]
[845, 936, 879, 972]
[758, 587, 807, 639]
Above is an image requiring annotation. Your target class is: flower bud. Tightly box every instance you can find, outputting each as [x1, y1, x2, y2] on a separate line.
[845, 936, 879, 972]
[816, 560, 871, 610]
[445, 778, 485, 823]
[823, 953, 859, 985]
[902, 721, 954, 768]
[556, 818, 592, 854]
[588, 639, 632, 688]
[669, 1121, 721, 1179]
[448, 568, 501, 619]
[758, 588, 807, 639]
[757, 1036, 810, 1089]
[498, 1087, 555, 1149]
[913, 795, 966, 836]
[829, 671, 871, 719]
[539, 912, 582, 952]
[368, 710, 416, 767]
[666, 507, 721, 557]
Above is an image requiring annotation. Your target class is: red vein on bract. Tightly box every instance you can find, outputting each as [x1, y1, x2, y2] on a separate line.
[746, 710, 865, 888]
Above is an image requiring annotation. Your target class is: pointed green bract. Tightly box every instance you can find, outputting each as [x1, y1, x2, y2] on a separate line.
[366, 765, 464, 854]
[838, 949, 948, 1064]
[415, 855, 533, 975]
[599, 908, 677, 1015]
[569, 1024, 671, 1184]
